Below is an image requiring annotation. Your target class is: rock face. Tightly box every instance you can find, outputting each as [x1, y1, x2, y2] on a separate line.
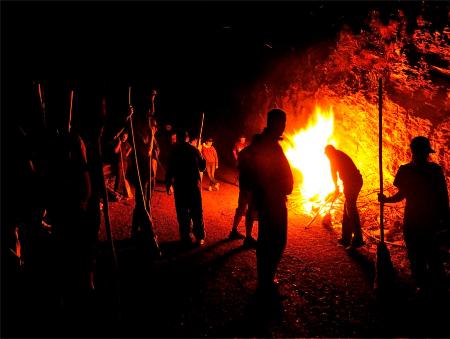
[244, 10, 450, 197]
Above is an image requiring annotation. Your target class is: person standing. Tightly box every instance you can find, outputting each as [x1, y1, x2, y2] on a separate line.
[243, 109, 293, 296]
[325, 144, 364, 249]
[166, 130, 207, 246]
[232, 135, 249, 184]
[202, 137, 219, 191]
[229, 136, 258, 247]
[113, 131, 132, 199]
[378, 136, 449, 296]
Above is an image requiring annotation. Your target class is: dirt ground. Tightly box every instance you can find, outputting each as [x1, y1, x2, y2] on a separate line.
[4, 166, 449, 338]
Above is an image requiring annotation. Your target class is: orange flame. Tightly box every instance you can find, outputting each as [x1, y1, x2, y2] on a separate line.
[282, 106, 338, 214]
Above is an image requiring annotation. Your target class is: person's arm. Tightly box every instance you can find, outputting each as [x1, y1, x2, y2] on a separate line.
[79, 137, 91, 211]
[280, 149, 294, 195]
[233, 145, 238, 161]
[125, 144, 132, 157]
[214, 147, 218, 169]
[378, 190, 405, 204]
[114, 139, 122, 154]
[330, 161, 339, 193]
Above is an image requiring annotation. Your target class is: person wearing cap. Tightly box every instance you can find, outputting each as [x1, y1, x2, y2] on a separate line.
[378, 136, 449, 296]
[166, 130, 207, 246]
[325, 144, 365, 249]
[201, 137, 220, 191]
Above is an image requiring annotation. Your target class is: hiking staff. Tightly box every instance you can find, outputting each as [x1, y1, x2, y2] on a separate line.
[68, 90, 74, 133]
[36, 82, 47, 128]
[127, 86, 161, 257]
[147, 89, 157, 211]
[375, 77, 395, 292]
[94, 97, 122, 321]
[197, 112, 204, 149]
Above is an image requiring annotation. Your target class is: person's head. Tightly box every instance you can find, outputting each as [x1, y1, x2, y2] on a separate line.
[150, 118, 158, 132]
[171, 132, 177, 144]
[266, 109, 286, 138]
[239, 136, 246, 144]
[176, 130, 189, 143]
[410, 136, 435, 162]
[324, 144, 336, 158]
[190, 137, 198, 146]
[121, 132, 129, 142]
[206, 137, 213, 147]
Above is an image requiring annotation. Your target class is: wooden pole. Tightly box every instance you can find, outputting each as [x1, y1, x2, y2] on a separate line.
[68, 90, 74, 133]
[378, 78, 384, 244]
[375, 77, 395, 292]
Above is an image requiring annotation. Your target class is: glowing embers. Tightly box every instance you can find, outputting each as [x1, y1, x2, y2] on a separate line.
[282, 106, 337, 215]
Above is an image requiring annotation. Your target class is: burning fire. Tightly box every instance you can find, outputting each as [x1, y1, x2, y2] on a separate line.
[282, 106, 338, 214]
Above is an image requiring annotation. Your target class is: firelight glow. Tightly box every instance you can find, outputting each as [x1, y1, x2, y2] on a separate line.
[282, 107, 337, 214]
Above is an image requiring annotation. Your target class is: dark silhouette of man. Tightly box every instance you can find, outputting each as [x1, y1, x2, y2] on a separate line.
[166, 130, 207, 246]
[325, 144, 364, 249]
[379, 136, 449, 295]
[242, 109, 293, 296]
[229, 135, 258, 247]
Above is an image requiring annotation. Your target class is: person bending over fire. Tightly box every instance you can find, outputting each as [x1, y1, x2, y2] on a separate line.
[324, 144, 365, 249]
[378, 136, 449, 297]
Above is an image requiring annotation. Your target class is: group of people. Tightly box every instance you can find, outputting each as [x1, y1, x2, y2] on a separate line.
[7, 81, 449, 317]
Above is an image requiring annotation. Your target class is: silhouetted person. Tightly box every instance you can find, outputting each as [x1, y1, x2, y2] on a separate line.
[325, 144, 364, 249]
[45, 118, 91, 312]
[202, 137, 220, 191]
[242, 109, 293, 296]
[113, 131, 132, 199]
[379, 136, 449, 296]
[129, 107, 157, 240]
[229, 136, 258, 247]
[233, 135, 249, 184]
[166, 130, 207, 246]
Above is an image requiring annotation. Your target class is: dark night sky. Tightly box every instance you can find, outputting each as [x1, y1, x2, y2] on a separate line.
[1, 1, 437, 155]
[2, 1, 380, 118]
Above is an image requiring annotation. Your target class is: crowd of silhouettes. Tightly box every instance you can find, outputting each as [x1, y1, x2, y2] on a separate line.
[4, 81, 449, 334]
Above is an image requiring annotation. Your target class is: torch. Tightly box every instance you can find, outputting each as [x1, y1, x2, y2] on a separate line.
[375, 77, 395, 292]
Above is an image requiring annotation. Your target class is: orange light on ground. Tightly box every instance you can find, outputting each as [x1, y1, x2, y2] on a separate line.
[282, 106, 338, 215]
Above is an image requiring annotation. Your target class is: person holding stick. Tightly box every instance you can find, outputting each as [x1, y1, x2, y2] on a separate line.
[166, 130, 207, 246]
[378, 136, 449, 297]
[324, 144, 365, 250]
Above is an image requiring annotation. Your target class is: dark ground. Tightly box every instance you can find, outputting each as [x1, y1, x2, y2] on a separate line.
[4, 166, 450, 338]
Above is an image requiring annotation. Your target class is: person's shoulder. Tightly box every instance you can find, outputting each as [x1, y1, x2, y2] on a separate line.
[427, 162, 444, 175]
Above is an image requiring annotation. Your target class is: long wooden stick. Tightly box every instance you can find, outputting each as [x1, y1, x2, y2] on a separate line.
[378, 78, 384, 244]
[37, 83, 47, 128]
[197, 112, 205, 148]
[68, 90, 74, 133]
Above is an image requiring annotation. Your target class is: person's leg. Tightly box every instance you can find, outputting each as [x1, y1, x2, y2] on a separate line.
[230, 190, 247, 238]
[205, 163, 214, 190]
[340, 199, 352, 245]
[174, 191, 192, 241]
[348, 180, 363, 245]
[404, 228, 427, 290]
[191, 188, 205, 242]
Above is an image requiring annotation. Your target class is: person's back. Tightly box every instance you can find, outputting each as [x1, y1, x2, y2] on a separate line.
[167, 141, 205, 189]
[250, 131, 293, 208]
[329, 149, 361, 184]
[395, 161, 448, 227]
